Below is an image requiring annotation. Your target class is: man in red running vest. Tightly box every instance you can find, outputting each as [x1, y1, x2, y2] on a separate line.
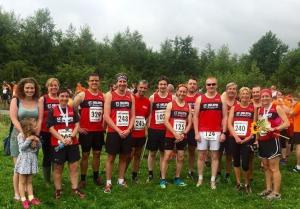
[194, 77, 227, 189]
[219, 82, 238, 182]
[73, 73, 105, 188]
[129, 80, 150, 182]
[185, 77, 201, 179]
[103, 73, 135, 193]
[146, 76, 173, 182]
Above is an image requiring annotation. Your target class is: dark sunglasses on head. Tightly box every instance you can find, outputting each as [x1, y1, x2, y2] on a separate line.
[206, 83, 216, 86]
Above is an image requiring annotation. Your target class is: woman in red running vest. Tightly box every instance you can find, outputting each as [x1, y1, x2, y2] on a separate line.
[228, 87, 256, 193]
[160, 84, 192, 188]
[257, 89, 289, 200]
[47, 89, 84, 199]
[39, 78, 59, 184]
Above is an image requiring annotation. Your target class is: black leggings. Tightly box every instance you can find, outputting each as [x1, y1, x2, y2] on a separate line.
[230, 137, 254, 172]
[40, 131, 52, 167]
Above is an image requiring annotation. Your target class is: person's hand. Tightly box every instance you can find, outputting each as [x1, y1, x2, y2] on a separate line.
[235, 137, 242, 144]
[195, 133, 201, 142]
[122, 129, 131, 138]
[174, 133, 184, 143]
[31, 141, 37, 148]
[78, 127, 88, 135]
[27, 135, 35, 141]
[219, 133, 226, 142]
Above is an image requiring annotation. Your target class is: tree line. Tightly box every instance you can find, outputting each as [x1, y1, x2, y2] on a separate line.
[0, 7, 300, 93]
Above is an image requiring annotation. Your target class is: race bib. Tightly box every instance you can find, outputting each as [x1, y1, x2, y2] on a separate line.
[58, 128, 72, 139]
[233, 121, 248, 136]
[134, 116, 146, 130]
[173, 119, 186, 133]
[116, 111, 129, 127]
[155, 110, 165, 124]
[89, 107, 103, 122]
[201, 131, 220, 141]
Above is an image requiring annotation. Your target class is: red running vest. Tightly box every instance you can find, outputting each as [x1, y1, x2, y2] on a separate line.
[41, 95, 59, 132]
[79, 90, 104, 132]
[108, 91, 132, 133]
[258, 104, 281, 141]
[165, 101, 189, 138]
[198, 93, 223, 132]
[232, 103, 254, 138]
[50, 105, 78, 146]
[149, 92, 173, 130]
[132, 94, 150, 138]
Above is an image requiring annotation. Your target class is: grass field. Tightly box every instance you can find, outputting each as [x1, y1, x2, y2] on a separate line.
[0, 115, 299, 209]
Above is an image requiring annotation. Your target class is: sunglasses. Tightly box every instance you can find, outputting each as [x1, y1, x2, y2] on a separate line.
[206, 83, 216, 86]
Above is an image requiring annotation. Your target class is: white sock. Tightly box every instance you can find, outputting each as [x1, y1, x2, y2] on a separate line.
[211, 176, 216, 182]
[118, 178, 124, 184]
[21, 197, 26, 202]
[106, 180, 112, 185]
[28, 195, 34, 201]
[198, 175, 203, 180]
[296, 165, 300, 170]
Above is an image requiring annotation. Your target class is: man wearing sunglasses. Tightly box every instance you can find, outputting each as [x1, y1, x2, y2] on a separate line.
[193, 77, 227, 189]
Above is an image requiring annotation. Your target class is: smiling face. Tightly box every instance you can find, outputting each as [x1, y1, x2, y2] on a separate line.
[240, 89, 251, 104]
[116, 79, 128, 92]
[205, 78, 217, 94]
[226, 85, 237, 98]
[158, 80, 168, 94]
[187, 79, 197, 94]
[261, 92, 272, 107]
[58, 91, 70, 107]
[48, 80, 59, 95]
[24, 83, 35, 98]
[137, 82, 148, 97]
[176, 86, 188, 101]
[88, 75, 100, 91]
[252, 87, 261, 101]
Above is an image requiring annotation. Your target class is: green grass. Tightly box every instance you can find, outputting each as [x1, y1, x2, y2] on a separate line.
[0, 116, 300, 209]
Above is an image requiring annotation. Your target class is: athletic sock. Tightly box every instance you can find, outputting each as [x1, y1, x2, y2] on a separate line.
[225, 173, 230, 178]
[148, 170, 153, 176]
[211, 176, 216, 182]
[118, 178, 124, 184]
[198, 175, 203, 180]
[296, 165, 300, 170]
[106, 180, 112, 185]
[217, 171, 221, 176]
[21, 197, 26, 202]
[81, 174, 86, 181]
[28, 195, 34, 201]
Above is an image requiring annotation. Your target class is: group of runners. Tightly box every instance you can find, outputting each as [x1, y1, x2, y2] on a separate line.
[8, 72, 300, 208]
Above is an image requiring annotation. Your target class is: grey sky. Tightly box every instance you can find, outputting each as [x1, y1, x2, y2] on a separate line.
[1, 0, 300, 54]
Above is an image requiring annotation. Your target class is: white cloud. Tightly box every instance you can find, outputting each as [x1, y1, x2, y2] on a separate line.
[1, 0, 300, 53]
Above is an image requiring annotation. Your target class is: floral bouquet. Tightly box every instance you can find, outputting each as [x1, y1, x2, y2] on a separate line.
[251, 118, 271, 136]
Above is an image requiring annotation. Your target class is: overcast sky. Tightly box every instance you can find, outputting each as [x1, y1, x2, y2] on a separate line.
[1, 0, 300, 54]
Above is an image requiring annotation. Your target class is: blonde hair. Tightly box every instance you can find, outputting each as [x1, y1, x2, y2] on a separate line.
[45, 78, 60, 88]
[226, 82, 237, 90]
[176, 84, 188, 91]
[239, 87, 251, 96]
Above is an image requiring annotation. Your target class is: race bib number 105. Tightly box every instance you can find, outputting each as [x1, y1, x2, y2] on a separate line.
[155, 110, 165, 124]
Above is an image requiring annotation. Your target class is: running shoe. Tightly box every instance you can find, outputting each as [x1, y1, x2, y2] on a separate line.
[210, 181, 217, 190]
[196, 179, 203, 187]
[160, 179, 167, 189]
[21, 200, 30, 209]
[265, 193, 281, 200]
[187, 171, 196, 180]
[104, 184, 112, 193]
[245, 184, 252, 194]
[259, 189, 272, 197]
[292, 166, 300, 173]
[146, 175, 153, 183]
[30, 198, 41, 205]
[236, 184, 244, 192]
[117, 181, 128, 188]
[174, 178, 187, 187]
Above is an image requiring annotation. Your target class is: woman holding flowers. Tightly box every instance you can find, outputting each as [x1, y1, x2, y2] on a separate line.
[257, 89, 289, 200]
[228, 87, 256, 193]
